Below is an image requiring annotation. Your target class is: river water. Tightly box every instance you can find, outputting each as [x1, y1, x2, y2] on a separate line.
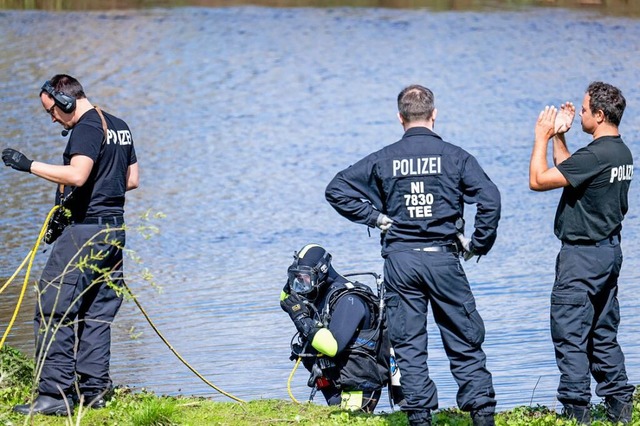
[1, 3, 639, 415]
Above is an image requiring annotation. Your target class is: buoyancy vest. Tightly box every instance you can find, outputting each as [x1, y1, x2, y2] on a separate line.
[316, 281, 390, 391]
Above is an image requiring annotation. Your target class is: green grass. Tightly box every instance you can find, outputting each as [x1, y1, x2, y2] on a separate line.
[2, 345, 639, 425]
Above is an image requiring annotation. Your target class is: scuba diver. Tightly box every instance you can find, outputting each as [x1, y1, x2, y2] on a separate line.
[280, 243, 391, 412]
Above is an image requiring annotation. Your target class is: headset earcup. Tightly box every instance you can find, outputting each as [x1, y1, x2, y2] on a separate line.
[56, 93, 76, 113]
[41, 80, 76, 113]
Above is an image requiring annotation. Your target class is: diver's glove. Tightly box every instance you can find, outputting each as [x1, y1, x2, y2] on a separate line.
[376, 213, 394, 232]
[281, 293, 322, 340]
[2, 148, 33, 173]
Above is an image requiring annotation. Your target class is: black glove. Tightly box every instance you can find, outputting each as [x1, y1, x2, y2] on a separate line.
[281, 292, 310, 323]
[2, 148, 33, 173]
[281, 293, 321, 339]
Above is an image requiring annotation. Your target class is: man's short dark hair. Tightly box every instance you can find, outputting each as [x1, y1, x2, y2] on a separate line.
[587, 81, 625, 127]
[397, 84, 435, 123]
[45, 74, 86, 100]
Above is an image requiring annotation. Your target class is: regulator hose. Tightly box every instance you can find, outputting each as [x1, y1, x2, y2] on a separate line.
[287, 356, 303, 404]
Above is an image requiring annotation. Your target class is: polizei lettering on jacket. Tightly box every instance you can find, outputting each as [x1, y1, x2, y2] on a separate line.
[392, 156, 441, 177]
[610, 164, 633, 183]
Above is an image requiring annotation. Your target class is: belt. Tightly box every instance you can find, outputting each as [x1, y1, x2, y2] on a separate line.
[413, 244, 458, 253]
[563, 234, 620, 246]
[74, 216, 124, 225]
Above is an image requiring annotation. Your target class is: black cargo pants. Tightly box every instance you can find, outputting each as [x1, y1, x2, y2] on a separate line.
[552, 236, 634, 406]
[35, 222, 125, 397]
[383, 248, 496, 413]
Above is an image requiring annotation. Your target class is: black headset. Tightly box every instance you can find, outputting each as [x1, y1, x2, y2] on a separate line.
[41, 80, 76, 113]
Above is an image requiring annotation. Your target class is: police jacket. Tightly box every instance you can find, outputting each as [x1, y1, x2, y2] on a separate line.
[325, 127, 501, 256]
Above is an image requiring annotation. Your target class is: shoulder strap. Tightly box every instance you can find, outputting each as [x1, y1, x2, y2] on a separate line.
[324, 282, 379, 329]
[94, 105, 108, 144]
[56, 183, 65, 205]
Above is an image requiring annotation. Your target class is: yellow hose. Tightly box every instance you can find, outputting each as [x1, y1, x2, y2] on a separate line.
[0, 205, 59, 350]
[122, 280, 246, 403]
[0, 251, 32, 295]
[1, 206, 245, 404]
[287, 356, 303, 404]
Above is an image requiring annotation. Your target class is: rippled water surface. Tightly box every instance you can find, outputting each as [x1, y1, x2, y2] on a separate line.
[1, 5, 640, 413]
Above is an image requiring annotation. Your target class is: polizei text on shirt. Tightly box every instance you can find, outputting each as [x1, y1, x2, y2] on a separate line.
[610, 164, 633, 183]
[106, 129, 132, 145]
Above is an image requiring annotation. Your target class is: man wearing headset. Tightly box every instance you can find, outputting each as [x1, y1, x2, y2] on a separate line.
[280, 243, 389, 412]
[2, 74, 138, 416]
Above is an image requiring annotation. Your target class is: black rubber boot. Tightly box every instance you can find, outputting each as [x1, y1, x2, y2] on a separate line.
[74, 386, 113, 409]
[471, 404, 496, 426]
[605, 397, 632, 424]
[83, 389, 111, 408]
[81, 394, 106, 409]
[471, 405, 496, 426]
[407, 409, 432, 426]
[13, 394, 74, 416]
[471, 413, 496, 426]
[562, 404, 591, 425]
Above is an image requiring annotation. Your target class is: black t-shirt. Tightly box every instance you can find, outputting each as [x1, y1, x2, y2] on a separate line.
[61, 108, 137, 220]
[555, 135, 633, 242]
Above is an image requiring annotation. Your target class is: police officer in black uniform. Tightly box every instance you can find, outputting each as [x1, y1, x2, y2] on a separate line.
[280, 244, 388, 412]
[325, 84, 501, 426]
[2, 74, 139, 416]
[530, 82, 634, 425]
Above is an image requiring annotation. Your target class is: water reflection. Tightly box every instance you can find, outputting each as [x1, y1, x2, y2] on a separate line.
[1, 4, 639, 414]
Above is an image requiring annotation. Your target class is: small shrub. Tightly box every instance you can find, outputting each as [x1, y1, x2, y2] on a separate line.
[0, 345, 33, 404]
[129, 397, 180, 426]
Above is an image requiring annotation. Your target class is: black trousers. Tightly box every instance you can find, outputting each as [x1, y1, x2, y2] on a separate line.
[383, 249, 495, 413]
[551, 237, 634, 406]
[35, 222, 125, 397]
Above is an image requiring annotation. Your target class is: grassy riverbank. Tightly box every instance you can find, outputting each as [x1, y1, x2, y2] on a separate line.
[2, 345, 639, 425]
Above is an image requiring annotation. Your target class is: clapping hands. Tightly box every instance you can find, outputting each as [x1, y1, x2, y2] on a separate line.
[554, 102, 575, 135]
[535, 101, 574, 142]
